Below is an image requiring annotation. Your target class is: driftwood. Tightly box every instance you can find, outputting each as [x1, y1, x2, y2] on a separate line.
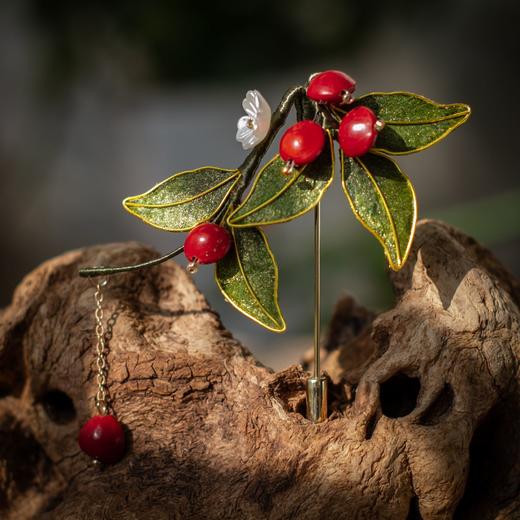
[0, 219, 518, 519]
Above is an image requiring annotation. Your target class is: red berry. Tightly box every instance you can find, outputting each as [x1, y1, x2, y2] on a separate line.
[307, 70, 356, 105]
[279, 120, 325, 166]
[78, 415, 126, 464]
[184, 223, 231, 264]
[338, 106, 379, 157]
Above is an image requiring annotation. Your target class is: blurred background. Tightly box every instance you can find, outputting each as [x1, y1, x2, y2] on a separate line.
[1, 0, 519, 369]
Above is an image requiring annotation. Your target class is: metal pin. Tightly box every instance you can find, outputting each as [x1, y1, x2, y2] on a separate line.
[186, 259, 199, 274]
[341, 90, 354, 105]
[374, 119, 385, 131]
[306, 375, 328, 423]
[282, 161, 295, 176]
[306, 202, 327, 423]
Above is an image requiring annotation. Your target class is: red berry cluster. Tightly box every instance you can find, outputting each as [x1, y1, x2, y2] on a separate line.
[181, 70, 384, 271]
[279, 70, 384, 172]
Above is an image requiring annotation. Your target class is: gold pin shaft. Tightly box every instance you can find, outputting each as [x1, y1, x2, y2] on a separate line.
[306, 202, 327, 423]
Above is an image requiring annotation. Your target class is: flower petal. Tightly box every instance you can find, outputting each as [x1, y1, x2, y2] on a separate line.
[242, 90, 260, 118]
[236, 125, 254, 141]
[243, 134, 260, 150]
[236, 90, 272, 150]
[253, 91, 271, 116]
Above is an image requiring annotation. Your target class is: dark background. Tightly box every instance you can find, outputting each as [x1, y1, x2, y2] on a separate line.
[1, 0, 519, 368]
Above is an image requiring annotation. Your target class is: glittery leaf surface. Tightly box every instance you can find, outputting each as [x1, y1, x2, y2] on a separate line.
[215, 227, 285, 332]
[341, 151, 417, 271]
[338, 92, 470, 155]
[123, 167, 240, 231]
[227, 133, 334, 227]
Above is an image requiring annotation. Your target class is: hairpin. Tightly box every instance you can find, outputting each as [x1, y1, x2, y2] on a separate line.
[79, 69, 470, 437]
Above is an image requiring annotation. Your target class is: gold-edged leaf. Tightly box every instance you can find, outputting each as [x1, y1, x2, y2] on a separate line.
[227, 132, 334, 227]
[341, 151, 417, 271]
[123, 167, 240, 231]
[215, 227, 286, 332]
[336, 92, 470, 155]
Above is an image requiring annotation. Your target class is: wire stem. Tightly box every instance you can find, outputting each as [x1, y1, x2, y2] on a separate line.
[313, 203, 321, 378]
[79, 246, 184, 278]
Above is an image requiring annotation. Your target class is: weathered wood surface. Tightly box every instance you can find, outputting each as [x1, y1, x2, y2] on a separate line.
[0, 220, 518, 519]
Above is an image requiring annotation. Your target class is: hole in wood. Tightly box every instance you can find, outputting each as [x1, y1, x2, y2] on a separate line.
[267, 367, 307, 415]
[406, 494, 423, 520]
[380, 373, 420, 418]
[40, 389, 76, 424]
[0, 385, 12, 399]
[418, 383, 454, 426]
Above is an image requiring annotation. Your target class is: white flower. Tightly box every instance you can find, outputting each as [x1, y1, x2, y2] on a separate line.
[236, 90, 271, 150]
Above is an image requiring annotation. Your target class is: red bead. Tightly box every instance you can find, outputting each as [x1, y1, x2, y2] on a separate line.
[184, 223, 231, 264]
[279, 120, 325, 166]
[78, 415, 126, 464]
[307, 70, 356, 105]
[338, 106, 379, 157]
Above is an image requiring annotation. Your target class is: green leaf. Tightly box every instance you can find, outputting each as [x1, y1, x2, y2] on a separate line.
[339, 92, 470, 155]
[215, 227, 286, 332]
[227, 132, 334, 227]
[123, 167, 240, 231]
[341, 151, 417, 271]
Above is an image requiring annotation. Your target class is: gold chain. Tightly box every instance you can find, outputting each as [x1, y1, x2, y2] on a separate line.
[93, 280, 109, 415]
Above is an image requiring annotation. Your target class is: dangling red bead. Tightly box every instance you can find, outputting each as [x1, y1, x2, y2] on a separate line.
[184, 223, 232, 265]
[307, 70, 356, 105]
[338, 106, 381, 157]
[78, 415, 126, 464]
[279, 120, 325, 167]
